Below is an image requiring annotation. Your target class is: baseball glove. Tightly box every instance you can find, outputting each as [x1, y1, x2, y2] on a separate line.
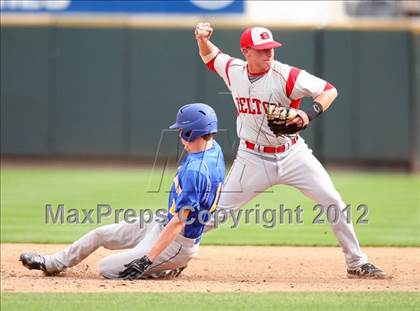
[267, 104, 308, 136]
[118, 255, 152, 280]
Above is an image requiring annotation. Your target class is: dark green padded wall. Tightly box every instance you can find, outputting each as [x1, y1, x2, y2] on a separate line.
[128, 29, 198, 158]
[322, 31, 358, 160]
[1, 27, 50, 155]
[322, 30, 411, 161]
[0, 25, 417, 167]
[358, 31, 411, 160]
[414, 34, 420, 170]
[54, 27, 125, 155]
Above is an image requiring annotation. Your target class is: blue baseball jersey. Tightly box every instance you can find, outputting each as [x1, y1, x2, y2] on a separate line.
[167, 140, 225, 239]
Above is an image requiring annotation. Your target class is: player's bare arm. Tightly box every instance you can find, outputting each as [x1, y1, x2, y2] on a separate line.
[287, 87, 338, 128]
[147, 209, 190, 262]
[313, 87, 338, 112]
[195, 22, 219, 59]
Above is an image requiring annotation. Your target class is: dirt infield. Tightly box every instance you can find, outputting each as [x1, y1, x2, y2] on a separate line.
[1, 244, 419, 292]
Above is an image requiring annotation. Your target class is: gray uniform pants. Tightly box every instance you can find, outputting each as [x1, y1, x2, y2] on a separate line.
[45, 219, 199, 279]
[206, 139, 368, 270]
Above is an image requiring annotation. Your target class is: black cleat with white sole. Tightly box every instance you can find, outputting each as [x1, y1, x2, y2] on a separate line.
[19, 252, 47, 272]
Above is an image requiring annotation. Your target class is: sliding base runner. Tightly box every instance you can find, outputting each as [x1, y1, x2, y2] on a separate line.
[20, 103, 225, 280]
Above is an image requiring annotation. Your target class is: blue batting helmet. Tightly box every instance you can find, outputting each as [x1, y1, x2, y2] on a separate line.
[170, 103, 218, 142]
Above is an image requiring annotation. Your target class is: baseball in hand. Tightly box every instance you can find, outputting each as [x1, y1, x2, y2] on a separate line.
[195, 23, 212, 38]
[197, 27, 209, 37]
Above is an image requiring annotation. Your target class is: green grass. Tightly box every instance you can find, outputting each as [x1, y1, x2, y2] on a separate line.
[1, 167, 419, 246]
[1, 292, 419, 311]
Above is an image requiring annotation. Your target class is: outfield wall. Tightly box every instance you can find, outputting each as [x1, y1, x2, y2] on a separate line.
[1, 20, 419, 169]
[413, 31, 420, 171]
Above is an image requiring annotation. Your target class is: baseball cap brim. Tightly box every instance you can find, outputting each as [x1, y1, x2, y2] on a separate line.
[169, 123, 179, 129]
[251, 41, 282, 50]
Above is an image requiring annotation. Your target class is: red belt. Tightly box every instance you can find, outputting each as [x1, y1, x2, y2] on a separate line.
[245, 137, 298, 154]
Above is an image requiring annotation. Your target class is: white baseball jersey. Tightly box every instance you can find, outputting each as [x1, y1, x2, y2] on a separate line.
[205, 50, 333, 147]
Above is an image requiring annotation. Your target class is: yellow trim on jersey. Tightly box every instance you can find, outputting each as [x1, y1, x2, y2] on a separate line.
[209, 182, 222, 213]
[169, 175, 182, 217]
[169, 198, 176, 216]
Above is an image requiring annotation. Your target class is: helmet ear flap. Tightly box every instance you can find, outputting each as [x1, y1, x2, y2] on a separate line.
[180, 129, 193, 141]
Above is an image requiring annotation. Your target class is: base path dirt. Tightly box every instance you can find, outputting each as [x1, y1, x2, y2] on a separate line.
[1, 244, 419, 293]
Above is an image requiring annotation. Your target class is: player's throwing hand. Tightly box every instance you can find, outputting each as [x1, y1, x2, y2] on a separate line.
[195, 22, 213, 40]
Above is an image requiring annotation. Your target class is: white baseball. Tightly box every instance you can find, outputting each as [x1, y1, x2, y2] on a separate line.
[196, 23, 211, 38]
[197, 27, 210, 37]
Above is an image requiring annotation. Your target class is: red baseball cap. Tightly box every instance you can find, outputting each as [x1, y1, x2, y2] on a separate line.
[240, 27, 282, 50]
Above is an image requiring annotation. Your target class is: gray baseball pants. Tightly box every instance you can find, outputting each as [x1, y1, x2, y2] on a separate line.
[45, 219, 199, 279]
[205, 138, 368, 270]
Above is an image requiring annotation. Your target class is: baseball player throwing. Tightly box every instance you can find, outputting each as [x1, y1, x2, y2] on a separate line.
[20, 103, 225, 280]
[195, 22, 388, 279]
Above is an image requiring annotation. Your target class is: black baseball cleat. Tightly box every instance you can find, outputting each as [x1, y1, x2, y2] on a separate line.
[347, 263, 391, 279]
[19, 252, 47, 272]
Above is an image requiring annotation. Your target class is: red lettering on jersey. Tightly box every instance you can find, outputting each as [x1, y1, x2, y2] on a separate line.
[262, 101, 270, 114]
[236, 97, 279, 115]
[246, 98, 256, 114]
[260, 32, 270, 40]
[239, 97, 248, 113]
[235, 97, 241, 113]
[252, 98, 262, 114]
